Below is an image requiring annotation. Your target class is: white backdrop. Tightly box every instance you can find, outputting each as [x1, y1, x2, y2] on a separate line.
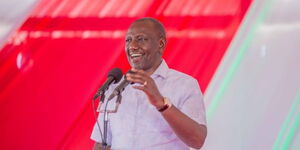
[0, 0, 38, 49]
[203, 0, 300, 149]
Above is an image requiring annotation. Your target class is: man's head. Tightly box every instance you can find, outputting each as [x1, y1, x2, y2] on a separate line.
[125, 17, 167, 73]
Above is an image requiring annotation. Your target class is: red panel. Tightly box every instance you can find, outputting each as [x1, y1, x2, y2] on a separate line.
[0, 0, 252, 149]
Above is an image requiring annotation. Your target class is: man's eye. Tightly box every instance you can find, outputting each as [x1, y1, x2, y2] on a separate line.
[125, 38, 131, 42]
[138, 37, 147, 42]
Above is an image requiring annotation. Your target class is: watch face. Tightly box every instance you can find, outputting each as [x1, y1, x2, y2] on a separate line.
[164, 97, 171, 106]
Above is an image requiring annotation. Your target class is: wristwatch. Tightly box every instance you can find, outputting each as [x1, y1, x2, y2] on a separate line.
[158, 97, 172, 112]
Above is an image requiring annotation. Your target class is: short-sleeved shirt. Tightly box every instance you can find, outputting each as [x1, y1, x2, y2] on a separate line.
[91, 60, 206, 150]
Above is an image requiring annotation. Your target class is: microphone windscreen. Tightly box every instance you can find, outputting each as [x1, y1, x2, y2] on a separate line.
[108, 68, 123, 83]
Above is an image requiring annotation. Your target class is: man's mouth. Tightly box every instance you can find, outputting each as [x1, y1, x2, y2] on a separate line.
[130, 53, 143, 58]
[129, 53, 144, 62]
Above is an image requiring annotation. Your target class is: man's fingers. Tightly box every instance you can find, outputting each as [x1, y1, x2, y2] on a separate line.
[131, 68, 149, 76]
[126, 73, 144, 80]
[132, 85, 146, 91]
[126, 70, 149, 85]
[126, 76, 144, 85]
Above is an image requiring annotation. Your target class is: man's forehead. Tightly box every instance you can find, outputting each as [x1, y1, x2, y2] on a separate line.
[127, 21, 158, 35]
[129, 21, 155, 30]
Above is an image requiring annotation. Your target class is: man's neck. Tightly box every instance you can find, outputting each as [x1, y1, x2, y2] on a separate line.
[145, 59, 162, 75]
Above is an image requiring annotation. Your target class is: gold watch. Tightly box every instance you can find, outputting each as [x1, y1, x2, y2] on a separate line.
[158, 97, 172, 112]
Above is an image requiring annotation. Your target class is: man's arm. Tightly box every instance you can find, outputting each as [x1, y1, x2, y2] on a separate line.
[160, 104, 207, 149]
[93, 142, 111, 150]
[126, 69, 207, 149]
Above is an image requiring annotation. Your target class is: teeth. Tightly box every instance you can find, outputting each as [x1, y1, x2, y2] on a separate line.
[131, 53, 142, 57]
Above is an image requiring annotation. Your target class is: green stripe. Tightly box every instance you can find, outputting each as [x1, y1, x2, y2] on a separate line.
[273, 91, 300, 150]
[207, 0, 274, 119]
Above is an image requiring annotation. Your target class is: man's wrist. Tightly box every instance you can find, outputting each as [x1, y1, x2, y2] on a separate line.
[153, 96, 164, 108]
[157, 97, 172, 112]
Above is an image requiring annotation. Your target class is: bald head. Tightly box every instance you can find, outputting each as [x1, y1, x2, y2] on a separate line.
[131, 17, 166, 40]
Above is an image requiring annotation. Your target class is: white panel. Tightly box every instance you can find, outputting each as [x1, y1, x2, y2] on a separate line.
[0, 0, 39, 49]
[202, 0, 300, 149]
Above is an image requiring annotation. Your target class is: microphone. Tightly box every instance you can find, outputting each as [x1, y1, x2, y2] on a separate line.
[107, 71, 134, 100]
[93, 68, 123, 100]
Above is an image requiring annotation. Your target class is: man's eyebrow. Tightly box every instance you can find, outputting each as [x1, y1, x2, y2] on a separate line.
[127, 34, 147, 38]
[136, 34, 146, 37]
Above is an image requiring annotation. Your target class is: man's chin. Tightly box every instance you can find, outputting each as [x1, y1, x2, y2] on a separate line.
[130, 63, 143, 70]
[133, 66, 143, 70]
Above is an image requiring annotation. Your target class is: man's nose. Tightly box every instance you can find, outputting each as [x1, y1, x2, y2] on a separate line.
[128, 40, 139, 50]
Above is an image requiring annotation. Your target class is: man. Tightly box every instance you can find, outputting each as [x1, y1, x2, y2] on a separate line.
[91, 18, 207, 150]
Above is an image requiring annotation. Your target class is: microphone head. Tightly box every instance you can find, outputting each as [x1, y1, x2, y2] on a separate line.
[108, 68, 123, 83]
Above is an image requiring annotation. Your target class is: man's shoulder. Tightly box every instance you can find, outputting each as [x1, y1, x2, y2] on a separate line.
[166, 68, 198, 84]
[165, 68, 203, 101]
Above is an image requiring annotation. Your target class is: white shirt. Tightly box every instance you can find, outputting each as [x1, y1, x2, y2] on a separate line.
[91, 60, 206, 150]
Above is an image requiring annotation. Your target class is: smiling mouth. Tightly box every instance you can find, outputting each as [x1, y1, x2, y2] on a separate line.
[131, 53, 143, 58]
[129, 53, 144, 63]
[130, 53, 144, 59]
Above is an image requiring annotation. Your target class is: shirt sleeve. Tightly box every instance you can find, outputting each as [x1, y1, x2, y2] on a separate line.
[179, 78, 207, 126]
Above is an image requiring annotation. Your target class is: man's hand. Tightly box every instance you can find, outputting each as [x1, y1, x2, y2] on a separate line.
[125, 68, 164, 109]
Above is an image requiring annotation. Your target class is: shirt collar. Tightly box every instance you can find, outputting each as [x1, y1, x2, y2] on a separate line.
[151, 59, 168, 79]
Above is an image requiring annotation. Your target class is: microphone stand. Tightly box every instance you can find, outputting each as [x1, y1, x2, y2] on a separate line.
[100, 91, 122, 150]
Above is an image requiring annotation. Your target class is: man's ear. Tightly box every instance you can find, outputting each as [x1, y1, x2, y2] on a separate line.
[159, 38, 166, 49]
[158, 38, 166, 55]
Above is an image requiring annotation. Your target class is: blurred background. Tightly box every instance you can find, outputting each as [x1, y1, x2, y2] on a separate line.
[0, 0, 299, 149]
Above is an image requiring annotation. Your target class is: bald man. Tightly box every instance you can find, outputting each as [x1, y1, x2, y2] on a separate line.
[91, 18, 207, 150]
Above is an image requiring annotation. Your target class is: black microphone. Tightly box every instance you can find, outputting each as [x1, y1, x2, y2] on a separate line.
[93, 68, 123, 100]
[107, 71, 134, 100]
